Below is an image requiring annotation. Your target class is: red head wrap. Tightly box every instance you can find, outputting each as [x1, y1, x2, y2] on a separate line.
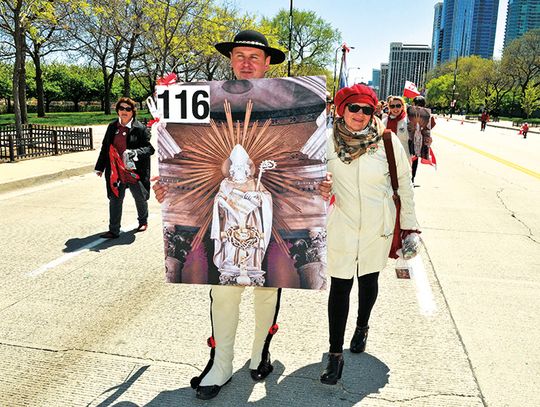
[334, 84, 378, 117]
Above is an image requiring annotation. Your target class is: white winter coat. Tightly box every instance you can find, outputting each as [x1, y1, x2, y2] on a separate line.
[382, 115, 410, 160]
[326, 118, 418, 278]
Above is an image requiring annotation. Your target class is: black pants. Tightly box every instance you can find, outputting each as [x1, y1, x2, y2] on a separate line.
[108, 182, 148, 234]
[328, 272, 380, 353]
[411, 158, 419, 182]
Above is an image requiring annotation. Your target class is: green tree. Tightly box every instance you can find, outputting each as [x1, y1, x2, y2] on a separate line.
[426, 73, 454, 110]
[0, 62, 12, 112]
[502, 29, 540, 114]
[64, 0, 126, 114]
[25, 3, 75, 117]
[262, 8, 341, 79]
[59, 65, 100, 111]
[521, 82, 540, 118]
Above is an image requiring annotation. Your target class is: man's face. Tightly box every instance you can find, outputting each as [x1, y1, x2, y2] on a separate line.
[230, 47, 270, 80]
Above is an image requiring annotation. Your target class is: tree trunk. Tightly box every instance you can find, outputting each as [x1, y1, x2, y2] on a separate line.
[102, 65, 112, 115]
[123, 34, 138, 98]
[123, 67, 131, 98]
[33, 44, 46, 117]
[19, 59, 28, 124]
[13, 4, 25, 154]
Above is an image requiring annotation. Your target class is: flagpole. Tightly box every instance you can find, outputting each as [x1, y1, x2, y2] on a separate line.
[287, 0, 293, 77]
[331, 45, 342, 99]
[336, 46, 346, 95]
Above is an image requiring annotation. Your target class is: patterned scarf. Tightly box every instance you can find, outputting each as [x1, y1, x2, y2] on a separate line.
[385, 109, 406, 134]
[333, 117, 382, 164]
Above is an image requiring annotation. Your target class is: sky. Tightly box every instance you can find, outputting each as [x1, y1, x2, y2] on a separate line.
[229, 0, 509, 83]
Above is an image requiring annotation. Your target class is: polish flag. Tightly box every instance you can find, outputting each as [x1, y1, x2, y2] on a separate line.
[420, 147, 437, 168]
[403, 81, 421, 98]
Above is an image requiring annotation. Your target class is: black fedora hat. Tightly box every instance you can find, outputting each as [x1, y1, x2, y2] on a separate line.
[215, 30, 286, 65]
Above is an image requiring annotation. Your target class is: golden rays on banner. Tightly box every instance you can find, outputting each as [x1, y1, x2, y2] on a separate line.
[168, 99, 313, 254]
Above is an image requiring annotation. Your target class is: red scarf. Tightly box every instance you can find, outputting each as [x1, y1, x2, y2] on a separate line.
[109, 145, 140, 197]
[385, 110, 406, 134]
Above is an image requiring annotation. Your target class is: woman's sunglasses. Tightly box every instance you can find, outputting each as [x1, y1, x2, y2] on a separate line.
[118, 106, 133, 112]
[389, 104, 402, 109]
[347, 104, 374, 115]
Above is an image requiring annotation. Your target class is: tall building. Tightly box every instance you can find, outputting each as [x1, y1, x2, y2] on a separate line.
[371, 68, 381, 95]
[437, 0, 499, 64]
[504, 0, 540, 48]
[379, 63, 389, 100]
[432, 2, 444, 66]
[386, 43, 432, 98]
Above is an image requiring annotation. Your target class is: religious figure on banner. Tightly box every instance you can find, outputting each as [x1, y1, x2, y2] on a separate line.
[211, 144, 274, 286]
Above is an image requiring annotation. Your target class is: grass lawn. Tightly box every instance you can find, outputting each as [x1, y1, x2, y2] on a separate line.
[0, 111, 153, 127]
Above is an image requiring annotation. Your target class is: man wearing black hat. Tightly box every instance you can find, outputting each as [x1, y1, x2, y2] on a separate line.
[153, 29, 286, 400]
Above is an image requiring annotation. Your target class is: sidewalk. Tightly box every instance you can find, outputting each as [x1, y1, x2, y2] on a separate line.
[441, 114, 540, 134]
[0, 125, 106, 194]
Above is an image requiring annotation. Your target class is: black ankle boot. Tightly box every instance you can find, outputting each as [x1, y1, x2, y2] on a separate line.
[250, 354, 273, 381]
[350, 325, 369, 353]
[320, 354, 344, 385]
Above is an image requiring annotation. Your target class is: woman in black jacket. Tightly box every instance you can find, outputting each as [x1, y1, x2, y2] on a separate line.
[95, 97, 155, 238]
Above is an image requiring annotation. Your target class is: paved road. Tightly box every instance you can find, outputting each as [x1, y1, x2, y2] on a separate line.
[0, 119, 538, 406]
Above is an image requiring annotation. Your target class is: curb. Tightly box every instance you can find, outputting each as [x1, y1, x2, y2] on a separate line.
[0, 164, 94, 194]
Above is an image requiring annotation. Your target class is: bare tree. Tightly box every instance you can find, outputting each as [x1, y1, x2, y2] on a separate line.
[65, 0, 126, 114]
[25, 4, 75, 117]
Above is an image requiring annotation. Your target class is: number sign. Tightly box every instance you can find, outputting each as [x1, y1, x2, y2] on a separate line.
[155, 84, 210, 123]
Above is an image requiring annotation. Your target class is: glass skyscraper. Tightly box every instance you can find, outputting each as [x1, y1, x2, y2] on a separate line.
[432, 2, 444, 67]
[504, 0, 540, 48]
[437, 0, 499, 64]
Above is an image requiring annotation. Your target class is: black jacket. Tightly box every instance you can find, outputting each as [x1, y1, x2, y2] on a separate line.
[95, 119, 155, 198]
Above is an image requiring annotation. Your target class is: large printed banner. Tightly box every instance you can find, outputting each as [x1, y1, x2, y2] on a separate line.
[154, 76, 328, 289]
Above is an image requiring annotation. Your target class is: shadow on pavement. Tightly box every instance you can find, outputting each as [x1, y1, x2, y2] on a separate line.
[139, 353, 389, 406]
[63, 231, 136, 253]
[90, 365, 149, 407]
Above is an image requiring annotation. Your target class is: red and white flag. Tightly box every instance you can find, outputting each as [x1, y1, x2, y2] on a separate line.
[403, 81, 421, 98]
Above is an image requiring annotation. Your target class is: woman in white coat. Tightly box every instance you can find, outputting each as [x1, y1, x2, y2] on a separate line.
[320, 84, 419, 385]
[382, 95, 410, 161]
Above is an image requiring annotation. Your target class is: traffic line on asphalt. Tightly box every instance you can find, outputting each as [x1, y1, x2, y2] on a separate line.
[27, 221, 141, 278]
[410, 255, 437, 316]
[435, 132, 540, 180]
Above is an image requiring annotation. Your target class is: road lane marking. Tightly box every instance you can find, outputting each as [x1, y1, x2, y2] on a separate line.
[409, 255, 437, 316]
[27, 221, 143, 278]
[434, 132, 540, 180]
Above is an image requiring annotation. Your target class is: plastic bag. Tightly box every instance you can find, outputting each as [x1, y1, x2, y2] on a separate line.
[402, 232, 420, 260]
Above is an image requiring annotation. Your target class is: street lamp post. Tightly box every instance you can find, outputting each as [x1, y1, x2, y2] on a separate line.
[450, 50, 459, 118]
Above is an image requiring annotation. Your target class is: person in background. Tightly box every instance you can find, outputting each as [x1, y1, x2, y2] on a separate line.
[408, 95, 434, 185]
[382, 96, 409, 160]
[320, 84, 419, 385]
[521, 122, 529, 139]
[374, 101, 386, 120]
[326, 92, 334, 128]
[95, 97, 154, 238]
[480, 110, 489, 131]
